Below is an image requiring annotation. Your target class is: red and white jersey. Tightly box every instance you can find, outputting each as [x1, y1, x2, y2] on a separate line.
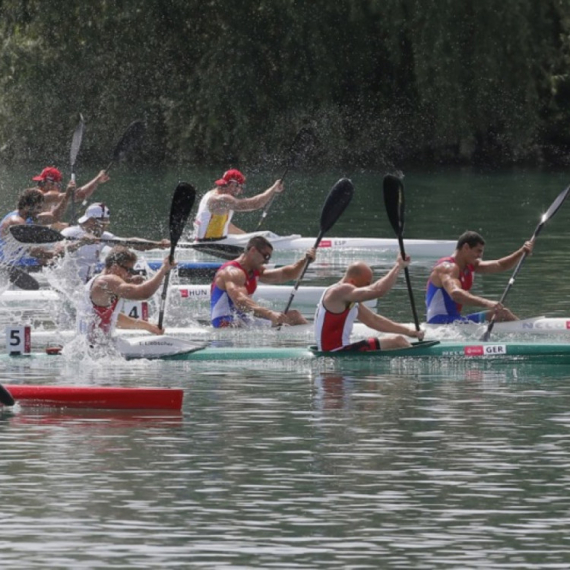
[77, 275, 124, 340]
[314, 287, 358, 351]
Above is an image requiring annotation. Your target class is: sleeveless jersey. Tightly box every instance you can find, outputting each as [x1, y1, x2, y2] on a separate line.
[210, 260, 260, 327]
[77, 275, 124, 340]
[193, 190, 234, 240]
[314, 287, 359, 351]
[426, 256, 475, 323]
[0, 211, 36, 264]
[61, 225, 115, 282]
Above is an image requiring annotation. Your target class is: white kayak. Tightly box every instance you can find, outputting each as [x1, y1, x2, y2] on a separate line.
[0, 285, 375, 309]
[3, 317, 570, 354]
[180, 231, 455, 257]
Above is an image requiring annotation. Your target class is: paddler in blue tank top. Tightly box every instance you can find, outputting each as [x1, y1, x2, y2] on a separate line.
[0, 188, 73, 266]
[210, 235, 316, 327]
[426, 230, 534, 324]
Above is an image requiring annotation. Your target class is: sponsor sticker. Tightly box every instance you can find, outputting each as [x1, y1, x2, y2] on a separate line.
[464, 344, 507, 356]
[318, 240, 332, 248]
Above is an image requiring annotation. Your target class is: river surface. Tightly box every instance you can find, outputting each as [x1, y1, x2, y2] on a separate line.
[1, 165, 570, 568]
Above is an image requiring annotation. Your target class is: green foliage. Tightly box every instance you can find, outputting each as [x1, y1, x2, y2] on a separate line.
[0, 0, 569, 168]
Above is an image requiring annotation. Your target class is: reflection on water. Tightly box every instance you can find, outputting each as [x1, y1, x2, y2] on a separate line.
[2, 360, 570, 567]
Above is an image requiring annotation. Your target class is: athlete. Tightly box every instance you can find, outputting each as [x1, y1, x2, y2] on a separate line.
[31, 166, 110, 224]
[426, 230, 534, 324]
[210, 235, 316, 327]
[315, 257, 424, 352]
[193, 169, 283, 240]
[61, 202, 170, 283]
[0, 188, 74, 265]
[77, 246, 174, 344]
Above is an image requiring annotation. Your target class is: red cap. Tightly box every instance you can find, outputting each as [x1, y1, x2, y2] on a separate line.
[32, 167, 62, 182]
[215, 169, 246, 186]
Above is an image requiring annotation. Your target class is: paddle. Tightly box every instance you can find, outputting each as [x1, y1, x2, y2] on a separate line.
[0, 383, 15, 407]
[9, 225, 241, 261]
[4, 266, 40, 291]
[69, 113, 85, 222]
[0, 384, 16, 406]
[157, 183, 196, 329]
[281, 177, 354, 316]
[255, 126, 315, 231]
[106, 120, 145, 172]
[383, 174, 421, 331]
[481, 184, 570, 342]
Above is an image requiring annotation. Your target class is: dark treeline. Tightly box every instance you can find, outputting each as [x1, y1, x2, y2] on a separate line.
[1, 0, 569, 170]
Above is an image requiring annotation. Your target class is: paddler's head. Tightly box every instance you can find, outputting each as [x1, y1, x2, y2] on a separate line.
[17, 188, 45, 221]
[32, 167, 62, 192]
[104, 245, 138, 278]
[456, 230, 485, 264]
[215, 169, 246, 196]
[78, 202, 111, 236]
[245, 235, 273, 268]
[344, 262, 373, 287]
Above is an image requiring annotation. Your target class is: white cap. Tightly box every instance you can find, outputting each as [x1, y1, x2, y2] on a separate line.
[78, 202, 110, 224]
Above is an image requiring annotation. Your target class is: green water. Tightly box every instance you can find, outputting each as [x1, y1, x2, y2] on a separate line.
[1, 165, 570, 568]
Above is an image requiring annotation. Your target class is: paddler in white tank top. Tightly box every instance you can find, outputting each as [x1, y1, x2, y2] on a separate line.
[77, 245, 175, 344]
[193, 169, 284, 240]
[314, 257, 424, 352]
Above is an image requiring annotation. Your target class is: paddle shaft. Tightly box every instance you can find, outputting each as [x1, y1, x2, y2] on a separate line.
[397, 236, 421, 331]
[157, 183, 196, 330]
[282, 232, 322, 315]
[256, 128, 313, 231]
[482, 185, 570, 341]
[69, 114, 84, 222]
[157, 249, 174, 330]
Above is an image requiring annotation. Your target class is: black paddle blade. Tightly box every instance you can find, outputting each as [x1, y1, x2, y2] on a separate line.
[70, 114, 85, 167]
[10, 225, 63, 244]
[383, 174, 405, 237]
[111, 120, 146, 163]
[320, 178, 354, 234]
[0, 383, 15, 407]
[169, 182, 196, 249]
[3, 267, 40, 291]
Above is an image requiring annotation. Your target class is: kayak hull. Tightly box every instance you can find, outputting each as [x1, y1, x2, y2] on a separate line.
[3, 385, 183, 410]
[4, 341, 570, 365]
[183, 231, 455, 257]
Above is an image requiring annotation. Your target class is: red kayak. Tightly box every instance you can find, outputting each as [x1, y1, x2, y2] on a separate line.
[2, 385, 184, 411]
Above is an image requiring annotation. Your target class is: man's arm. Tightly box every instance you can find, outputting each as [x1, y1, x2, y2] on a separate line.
[116, 312, 163, 334]
[74, 171, 110, 202]
[259, 248, 316, 284]
[357, 304, 423, 338]
[440, 270, 498, 309]
[41, 182, 75, 222]
[209, 181, 283, 213]
[476, 240, 534, 274]
[220, 267, 283, 323]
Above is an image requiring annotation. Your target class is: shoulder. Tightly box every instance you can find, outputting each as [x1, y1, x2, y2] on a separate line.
[325, 282, 354, 301]
[434, 260, 458, 275]
[61, 226, 82, 237]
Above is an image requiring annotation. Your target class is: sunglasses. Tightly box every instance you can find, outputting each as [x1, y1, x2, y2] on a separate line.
[119, 264, 138, 275]
[255, 247, 272, 262]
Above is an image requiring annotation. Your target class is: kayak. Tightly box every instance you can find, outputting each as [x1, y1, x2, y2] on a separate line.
[1, 384, 183, 410]
[162, 340, 570, 364]
[6, 340, 570, 365]
[181, 231, 455, 257]
[3, 316, 570, 354]
[0, 284, 340, 307]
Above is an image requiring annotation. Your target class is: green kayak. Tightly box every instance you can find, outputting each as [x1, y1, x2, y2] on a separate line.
[4, 340, 570, 364]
